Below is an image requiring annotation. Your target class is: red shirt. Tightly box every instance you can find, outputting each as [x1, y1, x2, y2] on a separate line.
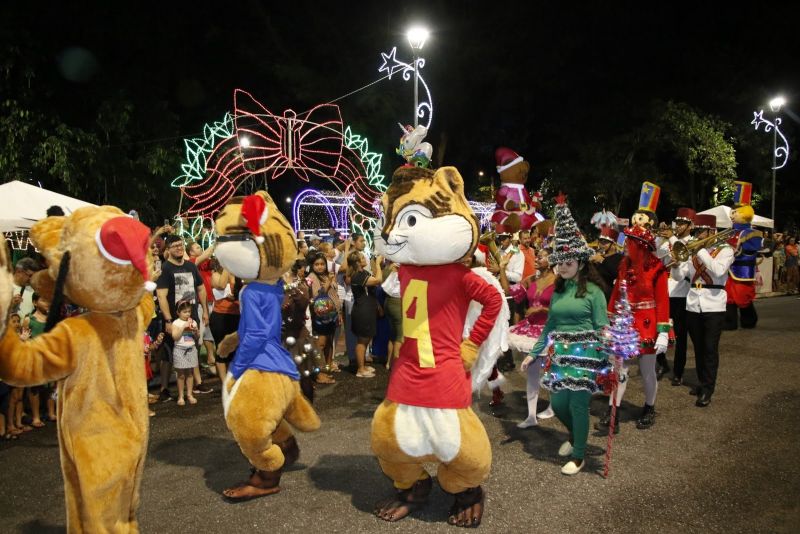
[387, 263, 503, 409]
[189, 258, 214, 304]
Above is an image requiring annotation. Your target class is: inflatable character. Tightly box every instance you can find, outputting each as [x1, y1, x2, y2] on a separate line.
[725, 181, 763, 329]
[0, 207, 157, 533]
[396, 123, 433, 168]
[491, 147, 542, 234]
[214, 192, 321, 501]
[372, 165, 503, 527]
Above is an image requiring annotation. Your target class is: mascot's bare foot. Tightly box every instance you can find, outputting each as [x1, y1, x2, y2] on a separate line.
[277, 436, 300, 468]
[374, 477, 432, 522]
[223, 468, 282, 502]
[447, 486, 486, 528]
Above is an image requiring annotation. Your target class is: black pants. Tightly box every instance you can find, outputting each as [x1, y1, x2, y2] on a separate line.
[686, 310, 725, 394]
[670, 297, 688, 378]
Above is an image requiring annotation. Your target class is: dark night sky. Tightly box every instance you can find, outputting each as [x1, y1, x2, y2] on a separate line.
[3, 1, 799, 226]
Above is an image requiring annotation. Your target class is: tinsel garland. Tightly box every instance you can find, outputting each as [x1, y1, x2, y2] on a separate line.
[552, 354, 610, 372]
[542, 375, 601, 394]
[549, 330, 599, 344]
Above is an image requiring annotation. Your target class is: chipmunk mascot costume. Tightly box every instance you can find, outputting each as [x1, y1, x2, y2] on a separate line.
[371, 166, 503, 528]
[213, 192, 320, 501]
[724, 181, 763, 330]
[0, 206, 157, 533]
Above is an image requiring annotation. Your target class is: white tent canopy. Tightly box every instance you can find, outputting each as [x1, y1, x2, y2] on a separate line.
[0, 181, 96, 232]
[696, 205, 774, 229]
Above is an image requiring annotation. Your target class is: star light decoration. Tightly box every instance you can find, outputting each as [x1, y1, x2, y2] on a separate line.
[173, 89, 388, 246]
[751, 110, 790, 170]
[379, 47, 434, 129]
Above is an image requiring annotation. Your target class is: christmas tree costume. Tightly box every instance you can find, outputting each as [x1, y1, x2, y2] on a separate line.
[601, 225, 670, 431]
[724, 182, 763, 330]
[529, 195, 610, 475]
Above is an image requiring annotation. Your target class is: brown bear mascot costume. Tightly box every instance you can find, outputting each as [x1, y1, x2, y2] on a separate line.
[0, 206, 157, 533]
[213, 191, 321, 501]
[371, 166, 503, 527]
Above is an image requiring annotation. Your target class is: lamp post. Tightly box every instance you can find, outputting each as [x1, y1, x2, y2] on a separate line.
[768, 96, 785, 226]
[406, 26, 429, 128]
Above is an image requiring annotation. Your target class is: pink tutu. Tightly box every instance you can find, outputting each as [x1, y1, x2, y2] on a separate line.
[508, 320, 545, 353]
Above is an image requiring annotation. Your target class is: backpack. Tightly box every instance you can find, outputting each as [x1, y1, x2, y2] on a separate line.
[311, 288, 338, 326]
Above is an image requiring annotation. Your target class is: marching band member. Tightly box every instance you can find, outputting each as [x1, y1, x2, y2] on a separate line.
[656, 208, 696, 385]
[670, 214, 734, 407]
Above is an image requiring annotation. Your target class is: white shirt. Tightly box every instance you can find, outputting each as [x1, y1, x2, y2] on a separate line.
[658, 234, 693, 298]
[502, 245, 524, 283]
[671, 245, 734, 313]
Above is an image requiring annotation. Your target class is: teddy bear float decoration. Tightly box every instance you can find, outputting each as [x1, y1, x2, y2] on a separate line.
[491, 147, 543, 234]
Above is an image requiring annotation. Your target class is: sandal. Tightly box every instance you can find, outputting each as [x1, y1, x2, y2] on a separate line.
[31, 421, 45, 428]
[3, 433, 19, 441]
[20, 425, 33, 432]
[316, 373, 336, 384]
[177, 398, 186, 406]
[356, 371, 376, 378]
[447, 486, 486, 527]
[188, 397, 198, 405]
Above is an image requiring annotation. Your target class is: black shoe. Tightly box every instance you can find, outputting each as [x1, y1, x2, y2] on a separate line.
[594, 406, 620, 434]
[193, 383, 214, 395]
[636, 404, 656, 429]
[656, 362, 670, 381]
[158, 389, 174, 403]
[671, 376, 683, 386]
[695, 391, 712, 407]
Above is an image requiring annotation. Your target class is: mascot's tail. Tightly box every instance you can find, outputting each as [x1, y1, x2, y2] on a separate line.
[284, 387, 321, 432]
[465, 266, 510, 393]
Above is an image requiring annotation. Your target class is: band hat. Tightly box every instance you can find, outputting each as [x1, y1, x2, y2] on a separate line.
[674, 207, 696, 223]
[598, 226, 619, 243]
[693, 214, 717, 229]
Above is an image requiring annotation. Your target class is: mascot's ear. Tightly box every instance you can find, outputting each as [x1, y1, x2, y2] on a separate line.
[30, 216, 66, 267]
[31, 270, 57, 301]
[433, 166, 465, 198]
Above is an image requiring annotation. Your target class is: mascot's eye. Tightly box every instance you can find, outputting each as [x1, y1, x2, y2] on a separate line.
[407, 215, 417, 227]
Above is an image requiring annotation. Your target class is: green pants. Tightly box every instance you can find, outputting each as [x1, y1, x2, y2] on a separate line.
[550, 389, 592, 460]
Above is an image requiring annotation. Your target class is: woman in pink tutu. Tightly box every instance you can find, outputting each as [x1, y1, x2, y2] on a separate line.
[502, 248, 556, 428]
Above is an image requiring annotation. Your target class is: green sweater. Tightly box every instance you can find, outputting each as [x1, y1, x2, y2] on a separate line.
[529, 279, 609, 355]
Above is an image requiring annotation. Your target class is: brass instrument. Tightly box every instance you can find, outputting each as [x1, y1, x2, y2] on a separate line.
[479, 231, 502, 265]
[666, 228, 734, 268]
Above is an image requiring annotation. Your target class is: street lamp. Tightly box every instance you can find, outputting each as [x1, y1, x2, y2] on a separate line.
[768, 96, 785, 225]
[406, 26, 429, 127]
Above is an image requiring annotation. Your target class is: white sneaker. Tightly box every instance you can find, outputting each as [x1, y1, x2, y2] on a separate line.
[517, 417, 538, 429]
[561, 459, 584, 475]
[537, 405, 555, 419]
[558, 441, 574, 457]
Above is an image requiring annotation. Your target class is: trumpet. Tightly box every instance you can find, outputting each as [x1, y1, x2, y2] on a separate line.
[666, 228, 734, 268]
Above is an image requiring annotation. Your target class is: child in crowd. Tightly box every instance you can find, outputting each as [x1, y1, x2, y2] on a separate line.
[144, 331, 164, 416]
[23, 293, 55, 426]
[171, 300, 199, 406]
[3, 315, 29, 438]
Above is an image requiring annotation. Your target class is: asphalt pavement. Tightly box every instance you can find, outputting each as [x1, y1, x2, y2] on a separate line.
[2, 295, 799, 533]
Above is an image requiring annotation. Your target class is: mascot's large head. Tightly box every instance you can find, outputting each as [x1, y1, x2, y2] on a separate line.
[380, 166, 479, 266]
[30, 206, 155, 314]
[214, 191, 298, 282]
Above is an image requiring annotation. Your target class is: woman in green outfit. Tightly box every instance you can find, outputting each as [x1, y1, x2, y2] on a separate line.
[520, 196, 609, 475]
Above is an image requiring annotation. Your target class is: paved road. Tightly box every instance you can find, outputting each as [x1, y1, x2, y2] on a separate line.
[2, 296, 799, 533]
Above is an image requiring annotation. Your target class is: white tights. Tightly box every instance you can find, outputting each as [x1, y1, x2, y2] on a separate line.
[524, 357, 547, 421]
[609, 353, 658, 407]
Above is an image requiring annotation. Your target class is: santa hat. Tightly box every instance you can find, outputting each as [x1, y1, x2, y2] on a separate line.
[548, 193, 595, 265]
[95, 216, 157, 291]
[623, 224, 656, 250]
[495, 147, 524, 173]
[241, 194, 268, 244]
[474, 243, 488, 266]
